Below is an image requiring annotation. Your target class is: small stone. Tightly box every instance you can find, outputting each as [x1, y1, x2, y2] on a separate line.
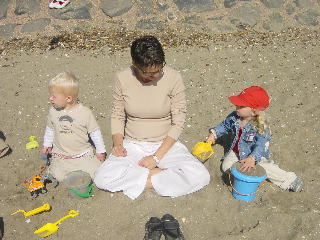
[293, 0, 317, 8]
[21, 18, 51, 33]
[14, 0, 40, 15]
[229, 3, 260, 28]
[100, 0, 133, 17]
[285, 4, 295, 15]
[260, 0, 284, 8]
[0, 0, 10, 19]
[224, 0, 250, 8]
[172, 0, 216, 13]
[295, 10, 319, 26]
[0, 24, 16, 39]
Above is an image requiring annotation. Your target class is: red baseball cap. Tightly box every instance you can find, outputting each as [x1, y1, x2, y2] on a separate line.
[228, 86, 270, 110]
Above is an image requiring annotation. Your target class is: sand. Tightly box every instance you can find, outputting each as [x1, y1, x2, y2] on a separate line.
[0, 31, 320, 240]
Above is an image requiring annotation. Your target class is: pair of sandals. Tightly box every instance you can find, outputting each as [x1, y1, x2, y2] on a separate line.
[144, 214, 185, 240]
[49, 0, 70, 9]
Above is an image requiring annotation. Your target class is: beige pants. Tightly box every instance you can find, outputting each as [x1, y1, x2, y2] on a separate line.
[223, 151, 297, 190]
[49, 151, 101, 182]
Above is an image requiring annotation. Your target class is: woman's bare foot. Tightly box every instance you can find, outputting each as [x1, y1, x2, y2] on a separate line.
[145, 168, 163, 189]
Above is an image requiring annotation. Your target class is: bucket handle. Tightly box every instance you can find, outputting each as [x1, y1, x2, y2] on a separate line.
[228, 172, 265, 196]
[70, 183, 94, 198]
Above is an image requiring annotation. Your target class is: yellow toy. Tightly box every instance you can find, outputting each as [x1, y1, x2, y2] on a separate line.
[192, 141, 214, 162]
[25, 136, 39, 149]
[34, 210, 79, 238]
[11, 203, 51, 218]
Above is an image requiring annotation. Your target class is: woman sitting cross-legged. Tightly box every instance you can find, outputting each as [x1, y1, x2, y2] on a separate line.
[94, 35, 210, 200]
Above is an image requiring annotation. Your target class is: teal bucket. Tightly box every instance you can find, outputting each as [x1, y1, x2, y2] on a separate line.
[230, 166, 267, 202]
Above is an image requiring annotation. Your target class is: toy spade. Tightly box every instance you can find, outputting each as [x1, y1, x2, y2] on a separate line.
[25, 136, 39, 150]
[34, 210, 79, 238]
[192, 141, 214, 162]
[11, 203, 51, 218]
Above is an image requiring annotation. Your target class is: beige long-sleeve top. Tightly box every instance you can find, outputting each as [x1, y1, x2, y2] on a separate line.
[111, 66, 186, 142]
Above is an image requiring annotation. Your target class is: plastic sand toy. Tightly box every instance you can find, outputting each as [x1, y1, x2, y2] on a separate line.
[11, 203, 51, 218]
[25, 136, 39, 150]
[24, 167, 58, 198]
[192, 141, 214, 162]
[34, 210, 79, 238]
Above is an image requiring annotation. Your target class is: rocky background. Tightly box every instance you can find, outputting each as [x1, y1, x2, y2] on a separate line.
[1, 0, 320, 39]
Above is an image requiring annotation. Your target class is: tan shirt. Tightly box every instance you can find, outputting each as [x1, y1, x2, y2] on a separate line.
[47, 104, 99, 156]
[111, 66, 186, 142]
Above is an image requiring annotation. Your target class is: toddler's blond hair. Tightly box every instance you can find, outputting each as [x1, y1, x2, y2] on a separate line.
[252, 111, 269, 135]
[49, 71, 79, 98]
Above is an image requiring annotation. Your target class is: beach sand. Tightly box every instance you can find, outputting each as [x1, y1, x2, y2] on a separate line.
[0, 31, 319, 239]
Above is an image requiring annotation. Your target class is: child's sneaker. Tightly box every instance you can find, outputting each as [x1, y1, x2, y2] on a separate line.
[49, 0, 70, 9]
[289, 177, 303, 192]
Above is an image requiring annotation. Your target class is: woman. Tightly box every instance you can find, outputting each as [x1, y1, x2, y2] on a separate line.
[94, 36, 210, 200]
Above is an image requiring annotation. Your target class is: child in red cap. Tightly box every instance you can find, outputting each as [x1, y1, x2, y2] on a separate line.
[206, 86, 303, 192]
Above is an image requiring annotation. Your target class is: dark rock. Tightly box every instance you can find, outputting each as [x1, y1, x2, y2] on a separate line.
[295, 10, 319, 26]
[260, 0, 284, 8]
[229, 3, 260, 28]
[0, 24, 16, 39]
[49, 1, 92, 20]
[285, 4, 295, 15]
[100, 0, 133, 17]
[269, 13, 283, 23]
[14, 0, 40, 15]
[172, 0, 215, 13]
[21, 18, 51, 33]
[294, 0, 316, 8]
[0, 0, 10, 19]
[135, 19, 165, 30]
[224, 0, 250, 8]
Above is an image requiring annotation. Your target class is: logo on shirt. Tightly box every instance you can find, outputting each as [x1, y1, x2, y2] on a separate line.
[59, 115, 73, 134]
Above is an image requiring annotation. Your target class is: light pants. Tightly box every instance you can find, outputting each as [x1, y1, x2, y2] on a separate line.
[94, 140, 210, 200]
[49, 151, 101, 182]
[223, 151, 297, 190]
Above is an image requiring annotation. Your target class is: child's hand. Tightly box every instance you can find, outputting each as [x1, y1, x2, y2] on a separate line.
[96, 153, 106, 162]
[42, 147, 52, 155]
[239, 156, 256, 173]
[111, 145, 127, 157]
[138, 155, 157, 170]
[206, 133, 216, 144]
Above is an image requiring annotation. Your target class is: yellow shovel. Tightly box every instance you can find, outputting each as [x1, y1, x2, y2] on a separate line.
[192, 141, 214, 162]
[34, 210, 79, 238]
[11, 203, 51, 218]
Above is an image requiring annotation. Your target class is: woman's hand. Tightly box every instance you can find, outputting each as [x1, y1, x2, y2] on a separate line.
[138, 155, 157, 170]
[206, 133, 216, 143]
[111, 145, 127, 157]
[239, 156, 256, 173]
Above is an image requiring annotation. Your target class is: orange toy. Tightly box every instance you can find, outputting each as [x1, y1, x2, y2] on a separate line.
[24, 167, 58, 198]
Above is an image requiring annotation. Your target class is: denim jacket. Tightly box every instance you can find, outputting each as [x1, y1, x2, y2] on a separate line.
[209, 111, 271, 162]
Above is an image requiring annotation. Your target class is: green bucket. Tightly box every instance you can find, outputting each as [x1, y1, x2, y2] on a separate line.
[63, 170, 94, 198]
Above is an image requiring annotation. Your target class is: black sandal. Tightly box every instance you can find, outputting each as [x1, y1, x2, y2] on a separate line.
[161, 214, 185, 240]
[143, 217, 162, 240]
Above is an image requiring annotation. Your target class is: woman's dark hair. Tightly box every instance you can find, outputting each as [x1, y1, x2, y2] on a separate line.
[131, 35, 165, 68]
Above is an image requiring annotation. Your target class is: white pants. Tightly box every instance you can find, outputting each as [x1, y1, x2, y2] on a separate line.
[222, 151, 297, 190]
[94, 140, 210, 200]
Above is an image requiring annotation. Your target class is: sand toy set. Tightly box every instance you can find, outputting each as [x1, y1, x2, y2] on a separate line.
[11, 204, 79, 238]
